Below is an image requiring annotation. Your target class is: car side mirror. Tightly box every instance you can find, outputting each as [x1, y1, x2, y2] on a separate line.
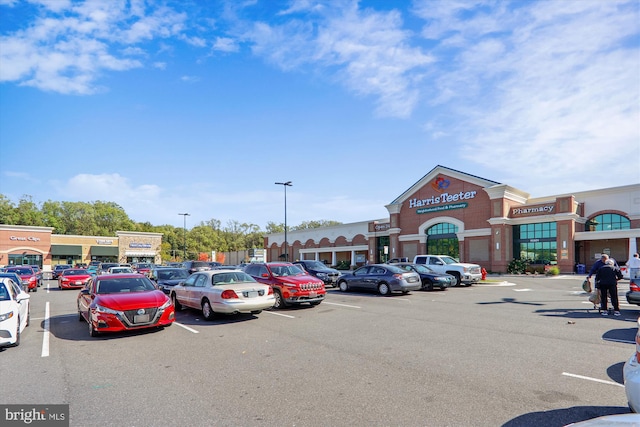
[80, 289, 90, 295]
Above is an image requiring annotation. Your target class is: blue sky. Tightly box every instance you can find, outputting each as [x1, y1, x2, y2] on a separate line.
[1, 0, 639, 231]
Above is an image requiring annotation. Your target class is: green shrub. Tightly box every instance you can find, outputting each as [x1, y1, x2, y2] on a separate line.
[335, 260, 351, 270]
[507, 259, 528, 274]
[546, 266, 560, 276]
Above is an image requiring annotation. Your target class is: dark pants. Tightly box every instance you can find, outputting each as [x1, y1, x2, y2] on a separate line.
[599, 283, 619, 311]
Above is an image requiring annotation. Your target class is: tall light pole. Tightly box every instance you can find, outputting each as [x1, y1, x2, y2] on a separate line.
[178, 213, 190, 260]
[275, 181, 292, 261]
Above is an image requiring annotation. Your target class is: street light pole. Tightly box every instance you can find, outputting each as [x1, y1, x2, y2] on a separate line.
[178, 213, 190, 260]
[275, 181, 292, 262]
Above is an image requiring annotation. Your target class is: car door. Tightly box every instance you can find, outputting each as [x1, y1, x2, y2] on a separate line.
[191, 274, 208, 307]
[350, 266, 371, 289]
[366, 266, 386, 290]
[179, 274, 199, 309]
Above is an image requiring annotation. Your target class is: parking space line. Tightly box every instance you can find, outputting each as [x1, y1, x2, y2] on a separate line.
[263, 311, 296, 319]
[323, 302, 361, 309]
[562, 372, 623, 387]
[41, 301, 50, 358]
[174, 322, 199, 333]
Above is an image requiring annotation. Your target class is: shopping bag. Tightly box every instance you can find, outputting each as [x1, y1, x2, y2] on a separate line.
[588, 291, 600, 305]
[582, 278, 592, 293]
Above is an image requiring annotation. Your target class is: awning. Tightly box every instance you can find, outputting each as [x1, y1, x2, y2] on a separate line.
[50, 245, 83, 256]
[90, 246, 119, 256]
[125, 251, 156, 257]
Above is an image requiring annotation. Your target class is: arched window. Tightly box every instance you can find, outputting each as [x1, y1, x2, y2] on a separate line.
[426, 223, 459, 258]
[587, 214, 630, 231]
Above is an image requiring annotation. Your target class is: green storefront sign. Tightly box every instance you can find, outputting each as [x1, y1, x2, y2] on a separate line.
[416, 202, 468, 214]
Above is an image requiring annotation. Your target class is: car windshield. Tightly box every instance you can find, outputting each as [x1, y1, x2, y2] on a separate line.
[55, 265, 71, 270]
[157, 269, 189, 280]
[10, 268, 33, 275]
[304, 261, 327, 269]
[64, 269, 86, 275]
[212, 271, 256, 285]
[136, 264, 151, 269]
[271, 265, 305, 277]
[0, 284, 10, 301]
[412, 264, 435, 274]
[441, 256, 459, 265]
[97, 278, 155, 294]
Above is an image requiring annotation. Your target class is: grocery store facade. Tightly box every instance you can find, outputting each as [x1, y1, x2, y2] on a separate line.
[265, 165, 640, 273]
[0, 226, 162, 271]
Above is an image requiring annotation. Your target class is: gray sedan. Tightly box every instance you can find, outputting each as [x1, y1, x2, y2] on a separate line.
[336, 264, 421, 295]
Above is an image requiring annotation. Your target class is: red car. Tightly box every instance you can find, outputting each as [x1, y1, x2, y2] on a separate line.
[5, 266, 38, 292]
[58, 268, 92, 290]
[77, 273, 175, 337]
[243, 262, 326, 309]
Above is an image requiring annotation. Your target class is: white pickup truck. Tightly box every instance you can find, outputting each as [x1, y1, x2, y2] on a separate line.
[413, 255, 482, 286]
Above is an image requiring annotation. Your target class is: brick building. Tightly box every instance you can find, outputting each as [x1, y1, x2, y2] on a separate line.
[265, 165, 640, 273]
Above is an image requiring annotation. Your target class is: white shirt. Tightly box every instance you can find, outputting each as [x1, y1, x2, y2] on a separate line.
[627, 256, 640, 270]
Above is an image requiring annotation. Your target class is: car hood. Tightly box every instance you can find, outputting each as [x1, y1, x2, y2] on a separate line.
[157, 279, 184, 286]
[278, 274, 323, 285]
[63, 274, 91, 280]
[94, 290, 168, 311]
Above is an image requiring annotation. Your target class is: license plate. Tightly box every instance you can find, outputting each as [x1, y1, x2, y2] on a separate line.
[134, 314, 150, 323]
[247, 291, 258, 298]
[309, 291, 317, 298]
[75, 281, 82, 285]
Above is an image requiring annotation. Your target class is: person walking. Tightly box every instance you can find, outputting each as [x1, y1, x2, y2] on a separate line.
[627, 253, 640, 279]
[595, 258, 624, 316]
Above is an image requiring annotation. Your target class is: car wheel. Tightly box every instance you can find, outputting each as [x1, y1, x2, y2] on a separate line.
[378, 282, 391, 296]
[202, 299, 215, 320]
[25, 308, 30, 327]
[88, 314, 99, 337]
[422, 280, 434, 291]
[273, 290, 286, 309]
[32, 286, 37, 293]
[451, 272, 462, 286]
[11, 318, 20, 347]
[171, 293, 182, 311]
[250, 310, 262, 315]
[338, 280, 349, 292]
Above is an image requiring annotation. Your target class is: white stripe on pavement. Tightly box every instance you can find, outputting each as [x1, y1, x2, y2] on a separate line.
[174, 322, 199, 333]
[264, 311, 296, 319]
[323, 302, 361, 309]
[41, 302, 50, 358]
[562, 372, 624, 387]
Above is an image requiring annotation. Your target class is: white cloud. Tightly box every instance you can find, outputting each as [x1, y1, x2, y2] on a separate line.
[0, 1, 188, 94]
[212, 36, 239, 52]
[411, 0, 640, 193]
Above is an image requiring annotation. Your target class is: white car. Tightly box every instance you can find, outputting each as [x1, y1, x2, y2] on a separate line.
[0, 277, 30, 348]
[107, 267, 134, 274]
[171, 269, 275, 320]
[623, 316, 640, 413]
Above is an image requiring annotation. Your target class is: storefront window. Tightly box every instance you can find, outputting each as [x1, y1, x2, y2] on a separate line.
[514, 222, 557, 263]
[587, 214, 630, 231]
[426, 223, 459, 259]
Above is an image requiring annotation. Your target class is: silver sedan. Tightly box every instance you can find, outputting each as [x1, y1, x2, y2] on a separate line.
[171, 270, 275, 320]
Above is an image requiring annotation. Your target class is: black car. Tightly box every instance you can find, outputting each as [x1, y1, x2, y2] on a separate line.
[148, 267, 190, 294]
[181, 260, 211, 275]
[389, 262, 455, 291]
[52, 264, 72, 279]
[293, 260, 341, 287]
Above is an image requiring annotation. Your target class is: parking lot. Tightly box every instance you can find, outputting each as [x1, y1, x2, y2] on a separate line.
[1, 275, 637, 426]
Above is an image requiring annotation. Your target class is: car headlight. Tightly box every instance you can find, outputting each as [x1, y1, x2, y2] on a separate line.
[0, 311, 14, 322]
[317, 273, 328, 279]
[94, 304, 121, 315]
[160, 299, 172, 310]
